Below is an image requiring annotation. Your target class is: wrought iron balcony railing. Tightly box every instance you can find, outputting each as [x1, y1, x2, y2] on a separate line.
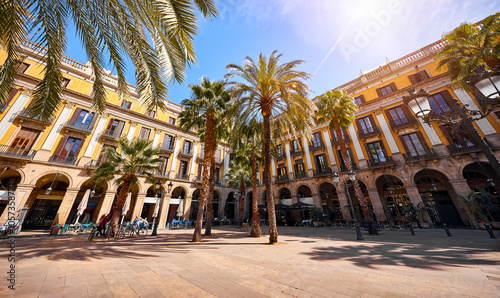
[339, 163, 358, 172]
[175, 173, 189, 180]
[388, 116, 418, 131]
[289, 149, 303, 157]
[403, 148, 438, 162]
[331, 134, 351, 146]
[294, 171, 309, 180]
[18, 108, 54, 124]
[309, 142, 325, 151]
[101, 128, 122, 140]
[50, 154, 78, 165]
[276, 153, 286, 160]
[275, 174, 289, 183]
[367, 156, 396, 169]
[179, 148, 193, 157]
[447, 143, 481, 156]
[153, 171, 170, 179]
[64, 120, 95, 134]
[159, 144, 175, 154]
[313, 166, 332, 177]
[0, 144, 36, 159]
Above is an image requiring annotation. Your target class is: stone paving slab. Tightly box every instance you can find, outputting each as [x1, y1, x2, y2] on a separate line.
[0, 226, 498, 297]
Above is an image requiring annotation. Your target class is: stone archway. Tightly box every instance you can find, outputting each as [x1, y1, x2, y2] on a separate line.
[0, 167, 22, 219]
[278, 187, 292, 205]
[296, 185, 313, 203]
[319, 182, 342, 221]
[189, 189, 201, 221]
[347, 179, 373, 221]
[66, 179, 108, 225]
[375, 175, 410, 224]
[24, 172, 71, 229]
[415, 169, 464, 226]
[225, 192, 235, 220]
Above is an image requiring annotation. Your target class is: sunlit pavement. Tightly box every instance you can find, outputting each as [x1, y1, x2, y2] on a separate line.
[0, 226, 499, 297]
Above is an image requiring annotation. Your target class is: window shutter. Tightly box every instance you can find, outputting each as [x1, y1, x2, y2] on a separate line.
[73, 138, 85, 157]
[367, 114, 377, 127]
[6, 88, 18, 104]
[408, 74, 417, 85]
[358, 94, 366, 104]
[355, 118, 362, 132]
[105, 119, 114, 130]
[88, 113, 98, 128]
[116, 120, 125, 135]
[384, 108, 394, 123]
[421, 70, 431, 80]
[375, 88, 382, 97]
[440, 90, 456, 107]
[389, 82, 397, 92]
[439, 125, 455, 145]
[401, 104, 413, 118]
[380, 141, 389, 158]
[70, 108, 82, 121]
[415, 131, 430, 150]
[54, 135, 69, 156]
[398, 135, 410, 153]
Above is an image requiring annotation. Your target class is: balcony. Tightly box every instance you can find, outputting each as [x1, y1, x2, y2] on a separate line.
[403, 148, 438, 163]
[17, 108, 54, 124]
[275, 174, 289, 183]
[175, 173, 189, 180]
[313, 166, 332, 177]
[289, 149, 303, 157]
[309, 142, 325, 152]
[158, 144, 175, 154]
[276, 153, 286, 160]
[50, 154, 78, 165]
[64, 120, 95, 134]
[294, 171, 309, 180]
[340, 163, 358, 173]
[0, 144, 36, 160]
[179, 148, 193, 158]
[447, 143, 481, 156]
[357, 126, 381, 139]
[331, 134, 351, 146]
[153, 171, 170, 179]
[388, 116, 418, 131]
[101, 128, 122, 140]
[367, 156, 396, 169]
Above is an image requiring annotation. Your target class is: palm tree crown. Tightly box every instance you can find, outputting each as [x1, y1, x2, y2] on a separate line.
[316, 90, 358, 130]
[0, 0, 218, 121]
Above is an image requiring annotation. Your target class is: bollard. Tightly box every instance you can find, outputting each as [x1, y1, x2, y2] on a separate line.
[484, 223, 497, 239]
[408, 222, 415, 235]
[443, 223, 452, 237]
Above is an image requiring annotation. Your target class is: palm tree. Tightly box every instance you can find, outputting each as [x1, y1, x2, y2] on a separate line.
[315, 90, 372, 221]
[90, 138, 161, 232]
[228, 118, 263, 237]
[225, 158, 251, 226]
[436, 13, 500, 89]
[226, 51, 315, 243]
[0, 0, 217, 121]
[178, 77, 230, 242]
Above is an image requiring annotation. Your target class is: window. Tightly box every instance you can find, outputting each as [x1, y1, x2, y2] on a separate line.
[401, 133, 426, 157]
[388, 106, 408, 125]
[168, 117, 176, 125]
[376, 82, 397, 97]
[61, 78, 70, 88]
[145, 110, 156, 118]
[354, 95, 365, 105]
[197, 164, 205, 178]
[314, 154, 327, 170]
[367, 141, 387, 163]
[290, 138, 301, 152]
[178, 160, 189, 176]
[121, 100, 132, 109]
[16, 63, 30, 73]
[183, 140, 192, 154]
[56, 137, 82, 161]
[337, 148, 355, 169]
[158, 156, 169, 175]
[10, 127, 40, 153]
[215, 149, 221, 163]
[358, 116, 374, 134]
[0, 88, 19, 111]
[97, 145, 115, 164]
[277, 165, 287, 177]
[440, 125, 475, 148]
[408, 70, 430, 84]
[73, 109, 95, 129]
[215, 167, 221, 182]
[105, 119, 125, 137]
[163, 134, 175, 149]
[428, 92, 451, 114]
[331, 128, 348, 142]
[294, 159, 305, 173]
[312, 132, 323, 147]
[138, 127, 151, 140]
[277, 144, 284, 157]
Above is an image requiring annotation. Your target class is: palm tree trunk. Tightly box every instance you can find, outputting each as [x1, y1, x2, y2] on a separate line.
[192, 113, 215, 242]
[205, 147, 216, 236]
[263, 110, 278, 243]
[332, 118, 372, 221]
[238, 180, 245, 225]
[110, 175, 133, 233]
[250, 154, 261, 237]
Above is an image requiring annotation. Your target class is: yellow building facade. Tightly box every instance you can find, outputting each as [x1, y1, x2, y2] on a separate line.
[0, 40, 239, 229]
[267, 40, 500, 228]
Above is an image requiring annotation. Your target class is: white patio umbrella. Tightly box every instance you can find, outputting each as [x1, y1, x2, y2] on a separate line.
[121, 192, 132, 224]
[75, 189, 90, 224]
[152, 196, 160, 218]
[176, 199, 184, 220]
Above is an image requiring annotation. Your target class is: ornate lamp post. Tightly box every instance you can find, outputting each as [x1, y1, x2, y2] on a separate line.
[333, 172, 364, 240]
[151, 180, 173, 236]
[402, 69, 500, 178]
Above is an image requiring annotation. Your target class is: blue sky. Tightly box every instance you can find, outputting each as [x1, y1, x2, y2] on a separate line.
[64, 0, 500, 105]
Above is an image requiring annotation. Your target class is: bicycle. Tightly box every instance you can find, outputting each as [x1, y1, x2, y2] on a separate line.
[125, 218, 149, 237]
[88, 224, 98, 241]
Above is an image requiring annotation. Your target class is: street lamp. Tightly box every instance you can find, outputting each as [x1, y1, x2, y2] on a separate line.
[403, 82, 500, 178]
[333, 172, 364, 240]
[151, 180, 173, 236]
[45, 172, 59, 195]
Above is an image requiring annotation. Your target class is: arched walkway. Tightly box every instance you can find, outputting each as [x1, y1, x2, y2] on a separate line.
[66, 179, 108, 224]
[319, 182, 342, 221]
[375, 175, 410, 223]
[169, 186, 186, 222]
[463, 162, 500, 223]
[0, 167, 22, 218]
[224, 192, 235, 220]
[348, 179, 373, 221]
[189, 189, 201, 221]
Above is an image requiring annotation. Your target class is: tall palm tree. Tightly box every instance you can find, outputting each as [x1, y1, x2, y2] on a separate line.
[178, 77, 230, 242]
[315, 90, 372, 220]
[90, 138, 161, 232]
[228, 117, 264, 237]
[226, 51, 315, 243]
[436, 13, 500, 89]
[225, 158, 251, 226]
[0, 0, 217, 121]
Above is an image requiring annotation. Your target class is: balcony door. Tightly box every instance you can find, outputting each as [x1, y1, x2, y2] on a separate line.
[55, 137, 82, 162]
[71, 108, 96, 130]
[9, 127, 40, 155]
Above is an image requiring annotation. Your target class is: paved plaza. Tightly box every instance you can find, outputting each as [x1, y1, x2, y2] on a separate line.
[0, 226, 499, 297]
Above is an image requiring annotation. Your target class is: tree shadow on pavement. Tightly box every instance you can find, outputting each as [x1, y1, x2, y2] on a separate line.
[301, 241, 500, 270]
